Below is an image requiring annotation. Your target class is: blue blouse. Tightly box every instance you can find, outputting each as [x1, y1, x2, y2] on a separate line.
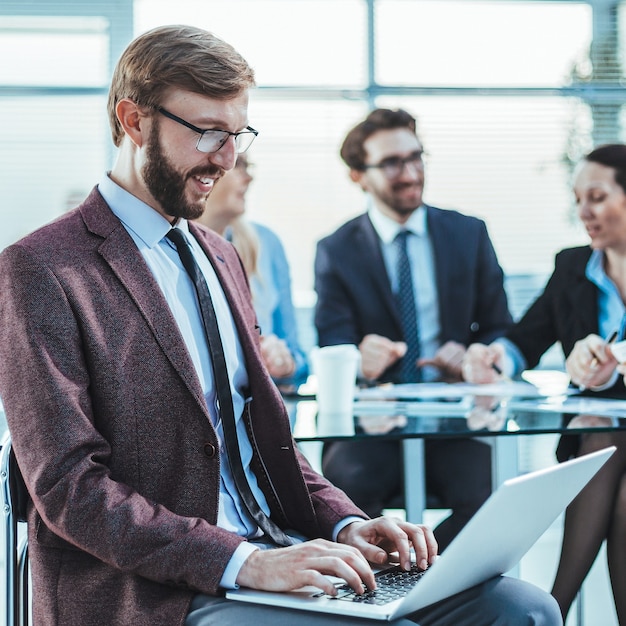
[246, 222, 309, 385]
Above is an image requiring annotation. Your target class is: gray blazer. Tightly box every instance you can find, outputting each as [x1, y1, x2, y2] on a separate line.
[0, 188, 363, 625]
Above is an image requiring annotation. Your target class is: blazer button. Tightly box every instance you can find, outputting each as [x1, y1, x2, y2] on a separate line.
[203, 442, 217, 458]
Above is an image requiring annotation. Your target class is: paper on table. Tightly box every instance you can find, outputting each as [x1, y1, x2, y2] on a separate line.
[354, 396, 474, 417]
[355, 381, 576, 401]
[610, 340, 626, 363]
[508, 396, 626, 417]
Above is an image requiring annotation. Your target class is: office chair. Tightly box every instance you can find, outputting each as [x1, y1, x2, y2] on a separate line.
[1, 432, 30, 626]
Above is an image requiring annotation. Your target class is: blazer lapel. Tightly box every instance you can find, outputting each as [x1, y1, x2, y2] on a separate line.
[426, 207, 452, 329]
[565, 251, 598, 339]
[356, 214, 403, 331]
[80, 192, 208, 416]
[188, 222, 257, 350]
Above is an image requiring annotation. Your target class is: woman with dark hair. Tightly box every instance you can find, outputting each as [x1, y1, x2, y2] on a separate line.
[463, 144, 626, 623]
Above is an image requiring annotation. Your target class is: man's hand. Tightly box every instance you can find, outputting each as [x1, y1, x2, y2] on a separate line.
[566, 334, 617, 389]
[235, 517, 438, 596]
[359, 334, 406, 380]
[418, 341, 466, 381]
[235, 538, 376, 596]
[260, 334, 296, 379]
[462, 342, 505, 383]
[337, 517, 438, 572]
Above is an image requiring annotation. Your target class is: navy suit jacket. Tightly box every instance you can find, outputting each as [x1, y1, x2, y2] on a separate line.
[314, 207, 513, 382]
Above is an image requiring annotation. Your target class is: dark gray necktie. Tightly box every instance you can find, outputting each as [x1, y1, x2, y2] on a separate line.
[394, 230, 421, 383]
[166, 228, 292, 546]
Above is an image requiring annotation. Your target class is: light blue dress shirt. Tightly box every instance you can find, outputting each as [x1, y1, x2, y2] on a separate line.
[587, 249, 626, 340]
[584, 249, 626, 390]
[368, 204, 442, 381]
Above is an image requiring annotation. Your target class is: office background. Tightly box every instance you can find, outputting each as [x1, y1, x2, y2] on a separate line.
[1, 2, 625, 623]
[4, 0, 626, 308]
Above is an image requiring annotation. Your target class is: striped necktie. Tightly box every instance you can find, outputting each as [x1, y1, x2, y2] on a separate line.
[394, 230, 421, 382]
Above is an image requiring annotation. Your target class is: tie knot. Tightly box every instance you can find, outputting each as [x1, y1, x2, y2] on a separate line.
[394, 229, 410, 248]
[166, 228, 187, 248]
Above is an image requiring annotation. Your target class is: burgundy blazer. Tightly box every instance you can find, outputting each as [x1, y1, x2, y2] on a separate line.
[0, 188, 364, 625]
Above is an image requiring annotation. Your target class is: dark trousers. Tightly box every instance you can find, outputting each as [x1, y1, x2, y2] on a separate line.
[322, 438, 492, 551]
[186, 576, 562, 625]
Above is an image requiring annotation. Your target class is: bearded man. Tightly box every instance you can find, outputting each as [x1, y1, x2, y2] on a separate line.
[315, 108, 513, 550]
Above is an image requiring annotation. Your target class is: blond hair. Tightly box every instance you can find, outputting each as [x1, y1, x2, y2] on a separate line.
[229, 218, 260, 279]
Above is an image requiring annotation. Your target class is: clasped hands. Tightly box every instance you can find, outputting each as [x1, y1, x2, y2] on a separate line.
[236, 517, 437, 596]
[260, 334, 296, 379]
[358, 334, 466, 381]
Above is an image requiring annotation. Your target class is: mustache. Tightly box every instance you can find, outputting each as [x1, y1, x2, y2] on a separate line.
[391, 180, 422, 192]
[187, 164, 224, 180]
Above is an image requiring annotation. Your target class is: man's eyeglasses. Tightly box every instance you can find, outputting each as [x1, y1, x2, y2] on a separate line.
[158, 107, 258, 154]
[363, 150, 425, 179]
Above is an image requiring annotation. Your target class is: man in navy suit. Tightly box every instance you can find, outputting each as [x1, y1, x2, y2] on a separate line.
[315, 109, 513, 550]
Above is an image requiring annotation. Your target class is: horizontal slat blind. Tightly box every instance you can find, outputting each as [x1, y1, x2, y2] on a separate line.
[2, 0, 623, 301]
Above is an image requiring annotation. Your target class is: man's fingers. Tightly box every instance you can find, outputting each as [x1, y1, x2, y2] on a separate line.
[340, 517, 438, 575]
[237, 540, 376, 595]
[393, 342, 408, 358]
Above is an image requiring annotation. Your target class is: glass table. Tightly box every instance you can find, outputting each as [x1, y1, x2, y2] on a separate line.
[284, 383, 626, 524]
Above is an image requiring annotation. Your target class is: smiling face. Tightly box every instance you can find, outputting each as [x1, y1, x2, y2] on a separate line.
[574, 160, 626, 253]
[137, 89, 250, 221]
[351, 127, 425, 223]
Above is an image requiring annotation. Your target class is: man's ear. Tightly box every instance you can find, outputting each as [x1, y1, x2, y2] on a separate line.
[349, 168, 367, 191]
[116, 98, 148, 148]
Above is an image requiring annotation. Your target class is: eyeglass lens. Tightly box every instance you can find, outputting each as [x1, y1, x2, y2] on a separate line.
[380, 152, 424, 178]
[197, 130, 256, 154]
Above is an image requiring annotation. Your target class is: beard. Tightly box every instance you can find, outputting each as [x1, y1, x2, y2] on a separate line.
[372, 180, 423, 218]
[142, 123, 223, 221]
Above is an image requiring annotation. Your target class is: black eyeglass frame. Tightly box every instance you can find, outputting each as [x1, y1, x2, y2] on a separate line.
[157, 107, 258, 154]
[362, 150, 426, 178]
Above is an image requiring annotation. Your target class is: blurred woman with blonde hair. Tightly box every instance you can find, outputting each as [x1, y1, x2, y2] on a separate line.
[196, 155, 308, 385]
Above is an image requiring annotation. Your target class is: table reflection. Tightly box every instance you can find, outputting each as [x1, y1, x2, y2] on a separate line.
[288, 386, 626, 442]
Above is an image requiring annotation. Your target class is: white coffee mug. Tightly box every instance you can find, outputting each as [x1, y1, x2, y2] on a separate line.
[310, 344, 360, 436]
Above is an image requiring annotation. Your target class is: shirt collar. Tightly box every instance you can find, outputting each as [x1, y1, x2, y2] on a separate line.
[367, 203, 427, 245]
[97, 173, 189, 248]
[585, 248, 608, 289]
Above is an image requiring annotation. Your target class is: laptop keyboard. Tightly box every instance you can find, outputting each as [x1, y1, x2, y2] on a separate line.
[323, 564, 427, 606]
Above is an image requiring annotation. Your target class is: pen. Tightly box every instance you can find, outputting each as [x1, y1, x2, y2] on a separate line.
[589, 330, 618, 369]
[491, 362, 511, 382]
[580, 330, 618, 391]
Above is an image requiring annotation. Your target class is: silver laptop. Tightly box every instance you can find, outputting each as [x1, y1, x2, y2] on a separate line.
[226, 446, 615, 621]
